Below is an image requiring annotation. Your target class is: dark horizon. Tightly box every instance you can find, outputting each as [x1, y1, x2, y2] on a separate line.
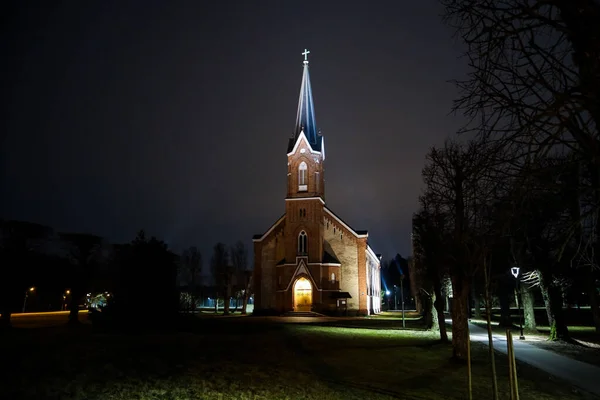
[2, 1, 467, 261]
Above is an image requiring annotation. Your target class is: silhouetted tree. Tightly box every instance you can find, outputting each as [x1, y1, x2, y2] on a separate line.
[0, 220, 52, 328]
[180, 246, 202, 312]
[211, 243, 231, 315]
[441, 0, 600, 333]
[103, 230, 178, 328]
[412, 204, 448, 342]
[230, 241, 252, 314]
[60, 232, 103, 324]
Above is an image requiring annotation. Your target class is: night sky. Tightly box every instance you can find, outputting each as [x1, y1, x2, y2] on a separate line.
[3, 1, 467, 262]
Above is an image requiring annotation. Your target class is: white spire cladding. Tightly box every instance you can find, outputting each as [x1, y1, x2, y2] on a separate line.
[293, 49, 320, 150]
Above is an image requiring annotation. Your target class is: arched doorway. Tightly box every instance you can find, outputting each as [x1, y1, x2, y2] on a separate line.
[294, 277, 312, 312]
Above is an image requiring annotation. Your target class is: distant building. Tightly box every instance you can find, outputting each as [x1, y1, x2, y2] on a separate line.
[252, 51, 381, 316]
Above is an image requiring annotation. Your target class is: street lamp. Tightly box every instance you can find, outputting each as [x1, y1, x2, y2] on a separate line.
[393, 285, 397, 311]
[385, 290, 391, 310]
[63, 289, 71, 311]
[22, 287, 35, 313]
[511, 267, 525, 340]
[400, 275, 406, 328]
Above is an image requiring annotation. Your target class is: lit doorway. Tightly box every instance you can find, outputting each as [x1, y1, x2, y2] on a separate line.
[294, 277, 312, 312]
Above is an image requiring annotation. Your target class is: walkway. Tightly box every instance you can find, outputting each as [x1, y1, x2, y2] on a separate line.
[469, 323, 600, 396]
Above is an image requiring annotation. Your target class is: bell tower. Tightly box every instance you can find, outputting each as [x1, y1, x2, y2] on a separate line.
[286, 49, 325, 200]
[284, 49, 326, 263]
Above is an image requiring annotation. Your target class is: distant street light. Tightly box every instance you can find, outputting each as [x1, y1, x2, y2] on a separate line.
[511, 267, 520, 279]
[511, 267, 525, 340]
[22, 287, 35, 313]
[400, 275, 406, 328]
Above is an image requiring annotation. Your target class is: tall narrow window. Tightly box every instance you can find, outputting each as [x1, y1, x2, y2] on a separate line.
[298, 231, 307, 255]
[298, 162, 307, 191]
[331, 272, 336, 283]
[315, 172, 320, 193]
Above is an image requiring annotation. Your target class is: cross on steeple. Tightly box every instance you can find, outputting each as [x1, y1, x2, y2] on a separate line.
[302, 49, 310, 64]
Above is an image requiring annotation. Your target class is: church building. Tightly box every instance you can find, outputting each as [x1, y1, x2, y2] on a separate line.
[252, 51, 382, 316]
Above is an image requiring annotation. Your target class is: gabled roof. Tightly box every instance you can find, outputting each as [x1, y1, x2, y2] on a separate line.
[323, 240, 341, 264]
[323, 206, 368, 238]
[330, 292, 352, 299]
[323, 249, 341, 264]
[252, 214, 285, 242]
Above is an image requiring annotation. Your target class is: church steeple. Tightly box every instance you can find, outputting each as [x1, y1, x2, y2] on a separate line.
[286, 49, 325, 200]
[292, 49, 321, 151]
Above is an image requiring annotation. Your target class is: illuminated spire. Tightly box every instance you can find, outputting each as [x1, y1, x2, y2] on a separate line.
[293, 49, 320, 150]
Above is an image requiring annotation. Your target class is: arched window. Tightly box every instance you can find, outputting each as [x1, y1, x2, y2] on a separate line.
[298, 231, 307, 255]
[298, 162, 307, 191]
[331, 272, 336, 283]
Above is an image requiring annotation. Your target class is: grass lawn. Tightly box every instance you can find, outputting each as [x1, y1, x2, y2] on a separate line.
[0, 316, 596, 400]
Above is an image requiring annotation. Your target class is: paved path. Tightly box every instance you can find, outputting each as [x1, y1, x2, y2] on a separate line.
[469, 322, 600, 396]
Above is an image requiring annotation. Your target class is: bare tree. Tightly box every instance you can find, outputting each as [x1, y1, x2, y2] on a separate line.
[230, 241, 252, 314]
[60, 233, 103, 324]
[181, 246, 202, 312]
[441, 0, 600, 332]
[422, 138, 504, 360]
[412, 204, 449, 342]
[211, 243, 232, 315]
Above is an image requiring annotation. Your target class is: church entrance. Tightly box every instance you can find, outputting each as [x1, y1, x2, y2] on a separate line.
[294, 277, 312, 312]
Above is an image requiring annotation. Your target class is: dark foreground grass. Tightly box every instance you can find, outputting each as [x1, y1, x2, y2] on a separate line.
[0, 317, 596, 400]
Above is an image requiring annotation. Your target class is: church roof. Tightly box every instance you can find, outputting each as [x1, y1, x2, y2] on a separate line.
[330, 292, 352, 299]
[252, 214, 285, 242]
[323, 248, 341, 264]
[288, 50, 322, 152]
[324, 206, 368, 238]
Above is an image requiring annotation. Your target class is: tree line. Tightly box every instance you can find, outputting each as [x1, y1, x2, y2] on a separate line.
[0, 220, 252, 328]
[414, 0, 600, 362]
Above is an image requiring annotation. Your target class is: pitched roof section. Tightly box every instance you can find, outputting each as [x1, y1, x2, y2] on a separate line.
[324, 206, 368, 238]
[252, 214, 286, 242]
[289, 54, 321, 152]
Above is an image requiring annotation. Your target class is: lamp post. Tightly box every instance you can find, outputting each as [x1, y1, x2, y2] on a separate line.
[386, 290, 391, 310]
[63, 289, 71, 311]
[400, 275, 406, 328]
[22, 287, 35, 313]
[511, 267, 525, 340]
[393, 285, 397, 311]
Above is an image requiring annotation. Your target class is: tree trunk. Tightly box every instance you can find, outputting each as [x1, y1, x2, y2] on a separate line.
[223, 285, 230, 315]
[423, 292, 434, 329]
[539, 272, 554, 327]
[241, 293, 249, 314]
[498, 289, 512, 327]
[408, 258, 422, 313]
[450, 276, 470, 361]
[585, 268, 600, 332]
[521, 284, 536, 332]
[483, 263, 499, 400]
[549, 284, 570, 340]
[540, 270, 569, 340]
[431, 291, 440, 332]
[472, 284, 482, 319]
[433, 276, 448, 342]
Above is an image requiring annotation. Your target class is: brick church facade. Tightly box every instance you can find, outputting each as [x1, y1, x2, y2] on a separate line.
[252, 51, 381, 316]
